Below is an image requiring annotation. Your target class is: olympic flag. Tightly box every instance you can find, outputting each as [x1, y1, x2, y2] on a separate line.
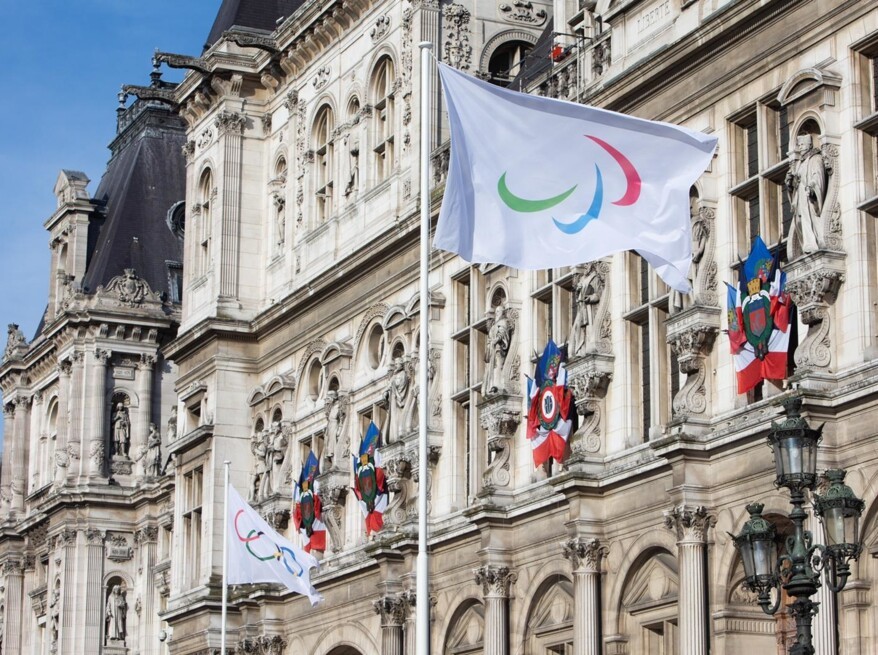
[434, 62, 718, 292]
[226, 483, 322, 606]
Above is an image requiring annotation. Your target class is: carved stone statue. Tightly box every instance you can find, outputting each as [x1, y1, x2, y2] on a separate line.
[345, 138, 360, 196]
[670, 196, 709, 313]
[3, 323, 27, 361]
[384, 356, 413, 443]
[322, 390, 347, 470]
[146, 423, 162, 478]
[49, 587, 60, 644]
[112, 404, 131, 458]
[785, 134, 827, 254]
[274, 193, 286, 246]
[483, 303, 513, 395]
[266, 421, 287, 495]
[249, 430, 269, 501]
[572, 269, 603, 355]
[105, 585, 127, 644]
[166, 405, 177, 442]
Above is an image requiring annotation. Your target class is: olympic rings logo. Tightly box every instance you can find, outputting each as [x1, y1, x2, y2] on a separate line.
[234, 509, 304, 577]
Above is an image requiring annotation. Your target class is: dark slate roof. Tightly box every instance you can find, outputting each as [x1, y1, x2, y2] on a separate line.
[205, 0, 304, 47]
[81, 103, 185, 301]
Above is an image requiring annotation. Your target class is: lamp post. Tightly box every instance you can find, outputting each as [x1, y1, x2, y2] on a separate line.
[731, 397, 865, 655]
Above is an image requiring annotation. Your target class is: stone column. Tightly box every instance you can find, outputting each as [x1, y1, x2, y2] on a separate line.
[136, 527, 159, 655]
[30, 391, 44, 491]
[474, 565, 517, 655]
[664, 505, 713, 655]
[68, 352, 85, 482]
[135, 354, 156, 472]
[215, 110, 245, 299]
[88, 349, 111, 480]
[563, 537, 607, 655]
[54, 359, 72, 488]
[401, 590, 416, 655]
[1, 403, 14, 514]
[3, 558, 25, 653]
[374, 594, 406, 655]
[11, 396, 31, 512]
[59, 529, 78, 653]
[83, 529, 105, 652]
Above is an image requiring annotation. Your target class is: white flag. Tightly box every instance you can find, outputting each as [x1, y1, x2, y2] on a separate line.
[226, 484, 322, 606]
[434, 62, 718, 292]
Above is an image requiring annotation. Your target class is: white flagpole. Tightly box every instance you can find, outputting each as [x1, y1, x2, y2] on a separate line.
[417, 41, 433, 655]
[221, 460, 230, 653]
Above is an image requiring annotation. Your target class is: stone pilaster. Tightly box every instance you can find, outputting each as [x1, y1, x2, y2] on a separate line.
[69, 352, 85, 481]
[12, 396, 31, 512]
[215, 110, 245, 299]
[84, 529, 105, 652]
[3, 558, 25, 653]
[562, 537, 607, 655]
[474, 565, 516, 655]
[89, 349, 111, 479]
[1, 403, 14, 515]
[59, 529, 78, 653]
[374, 594, 406, 655]
[135, 354, 156, 473]
[401, 590, 416, 655]
[664, 506, 714, 655]
[135, 527, 159, 655]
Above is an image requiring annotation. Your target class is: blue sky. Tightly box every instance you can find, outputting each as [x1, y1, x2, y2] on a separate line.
[0, 1, 220, 440]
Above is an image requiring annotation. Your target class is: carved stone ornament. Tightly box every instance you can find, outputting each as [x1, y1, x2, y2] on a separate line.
[196, 126, 214, 149]
[478, 395, 521, 493]
[3, 323, 28, 362]
[785, 135, 842, 257]
[474, 565, 517, 598]
[316, 470, 348, 553]
[383, 453, 413, 528]
[499, 0, 547, 25]
[566, 353, 613, 459]
[562, 537, 608, 572]
[370, 14, 391, 42]
[106, 534, 133, 562]
[591, 35, 611, 78]
[664, 505, 715, 543]
[785, 250, 845, 373]
[215, 111, 246, 135]
[443, 4, 472, 71]
[373, 595, 407, 626]
[312, 66, 331, 90]
[571, 260, 612, 357]
[100, 269, 155, 307]
[235, 635, 288, 655]
[483, 303, 519, 397]
[671, 203, 718, 312]
[665, 306, 720, 420]
[181, 140, 195, 161]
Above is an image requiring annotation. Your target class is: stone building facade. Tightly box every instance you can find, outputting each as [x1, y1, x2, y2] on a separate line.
[3, 0, 878, 654]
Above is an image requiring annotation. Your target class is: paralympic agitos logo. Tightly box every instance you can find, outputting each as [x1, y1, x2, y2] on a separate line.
[497, 135, 641, 234]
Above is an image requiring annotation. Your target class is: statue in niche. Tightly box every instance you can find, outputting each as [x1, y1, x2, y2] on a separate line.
[104, 585, 127, 644]
[322, 390, 347, 470]
[670, 196, 709, 314]
[785, 133, 827, 254]
[49, 586, 60, 644]
[112, 403, 131, 458]
[572, 268, 603, 355]
[249, 429, 269, 501]
[146, 423, 162, 477]
[344, 138, 360, 197]
[274, 193, 286, 246]
[384, 355, 412, 443]
[166, 405, 177, 442]
[483, 302, 513, 395]
[266, 421, 287, 495]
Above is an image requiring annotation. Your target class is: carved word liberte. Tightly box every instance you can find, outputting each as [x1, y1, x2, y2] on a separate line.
[636, 0, 672, 34]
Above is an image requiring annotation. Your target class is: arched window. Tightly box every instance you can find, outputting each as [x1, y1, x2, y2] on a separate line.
[314, 106, 334, 222]
[197, 169, 213, 275]
[372, 57, 395, 182]
[488, 41, 533, 86]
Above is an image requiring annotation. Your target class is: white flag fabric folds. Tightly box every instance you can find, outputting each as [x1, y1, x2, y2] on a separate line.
[434, 62, 718, 292]
[226, 483, 322, 606]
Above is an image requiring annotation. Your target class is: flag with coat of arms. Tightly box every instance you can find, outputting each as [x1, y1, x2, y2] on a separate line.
[293, 450, 327, 553]
[726, 236, 791, 394]
[434, 62, 718, 291]
[352, 422, 388, 535]
[526, 340, 577, 467]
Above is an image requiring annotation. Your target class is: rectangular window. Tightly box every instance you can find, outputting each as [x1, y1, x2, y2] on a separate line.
[182, 467, 203, 587]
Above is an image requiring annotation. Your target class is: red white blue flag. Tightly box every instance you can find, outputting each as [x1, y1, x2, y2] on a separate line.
[293, 450, 326, 553]
[526, 340, 576, 467]
[726, 236, 791, 394]
[352, 422, 388, 535]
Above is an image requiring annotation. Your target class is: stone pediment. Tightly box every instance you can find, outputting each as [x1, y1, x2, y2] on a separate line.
[621, 552, 679, 612]
[777, 67, 842, 108]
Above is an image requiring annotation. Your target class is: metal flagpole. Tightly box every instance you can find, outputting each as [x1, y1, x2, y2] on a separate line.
[221, 460, 230, 653]
[417, 40, 433, 655]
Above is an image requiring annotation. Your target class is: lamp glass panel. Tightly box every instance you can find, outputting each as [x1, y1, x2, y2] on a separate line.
[753, 539, 775, 577]
[739, 541, 757, 581]
[824, 506, 845, 546]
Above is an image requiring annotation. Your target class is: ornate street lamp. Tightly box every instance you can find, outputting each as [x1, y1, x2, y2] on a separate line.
[731, 397, 866, 655]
